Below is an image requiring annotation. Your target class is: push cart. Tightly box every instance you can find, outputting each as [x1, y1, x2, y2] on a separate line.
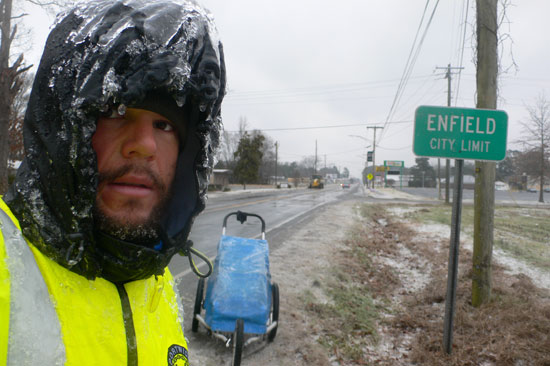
[192, 211, 279, 366]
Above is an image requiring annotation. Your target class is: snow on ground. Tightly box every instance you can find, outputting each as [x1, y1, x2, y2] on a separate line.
[416, 222, 550, 291]
[380, 188, 550, 291]
[376, 243, 432, 295]
[363, 187, 434, 201]
[493, 247, 550, 290]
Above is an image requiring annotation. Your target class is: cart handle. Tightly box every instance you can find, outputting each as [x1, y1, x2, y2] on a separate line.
[222, 211, 266, 240]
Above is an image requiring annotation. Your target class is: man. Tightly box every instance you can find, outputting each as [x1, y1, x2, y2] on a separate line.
[0, 0, 225, 364]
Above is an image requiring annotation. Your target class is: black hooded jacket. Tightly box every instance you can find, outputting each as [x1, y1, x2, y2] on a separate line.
[5, 0, 226, 282]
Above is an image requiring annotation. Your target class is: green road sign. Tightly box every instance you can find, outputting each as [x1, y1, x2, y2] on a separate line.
[384, 160, 404, 167]
[413, 105, 508, 161]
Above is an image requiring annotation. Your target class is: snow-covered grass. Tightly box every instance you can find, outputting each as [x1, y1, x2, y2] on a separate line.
[388, 204, 550, 291]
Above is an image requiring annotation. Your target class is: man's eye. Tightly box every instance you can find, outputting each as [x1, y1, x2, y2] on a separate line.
[154, 120, 175, 132]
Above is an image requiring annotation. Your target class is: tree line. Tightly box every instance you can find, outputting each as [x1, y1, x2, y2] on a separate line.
[215, 118, 349, 188]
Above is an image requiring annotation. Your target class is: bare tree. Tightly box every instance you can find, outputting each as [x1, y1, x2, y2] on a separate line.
[0, 0, 70, 193]
[518, 92, 550, 203]
[215, 116, 250, 169]
[257, 132, 275, 184]
[8, 71, 32, 162]
[237, 116, 248, 139]
[216, 130, 237, 168]
[0, 0, 32, 193]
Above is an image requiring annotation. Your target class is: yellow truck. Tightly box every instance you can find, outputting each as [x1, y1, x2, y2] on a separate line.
[308, 174, 324, 189]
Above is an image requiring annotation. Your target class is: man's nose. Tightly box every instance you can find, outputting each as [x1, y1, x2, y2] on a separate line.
[121, 117, 157, 159]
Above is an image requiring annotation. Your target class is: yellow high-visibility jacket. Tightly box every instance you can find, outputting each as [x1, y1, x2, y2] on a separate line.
[0, 199, 189, 366]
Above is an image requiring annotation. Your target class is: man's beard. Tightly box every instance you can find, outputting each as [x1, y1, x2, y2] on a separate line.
[93, 164, 173, 247]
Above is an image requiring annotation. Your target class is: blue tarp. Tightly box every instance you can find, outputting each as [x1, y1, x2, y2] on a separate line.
[204, 235, 272, 334]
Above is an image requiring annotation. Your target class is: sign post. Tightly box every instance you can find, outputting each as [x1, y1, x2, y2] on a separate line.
[443, 158, 463, 354]
[413, 105, 507, 354]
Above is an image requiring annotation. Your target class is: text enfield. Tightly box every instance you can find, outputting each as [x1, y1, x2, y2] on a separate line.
[413, 105, 508, 161]
[427, 114, 496, 135]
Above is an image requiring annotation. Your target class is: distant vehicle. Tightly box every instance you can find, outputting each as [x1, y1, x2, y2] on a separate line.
[341, 182, 351, 189]
[277, 182, 291, 188]
[526, 188, 537, 193]
[308, 175, 324, 189]
[494, 181, 508, 191]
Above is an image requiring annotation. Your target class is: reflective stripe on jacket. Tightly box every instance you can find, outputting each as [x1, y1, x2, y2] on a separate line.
[0, 199, 188, 366]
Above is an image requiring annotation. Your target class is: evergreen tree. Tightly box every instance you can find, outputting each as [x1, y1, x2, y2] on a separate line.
[409, 158, 436, 187]
[233, 132, 265, 189]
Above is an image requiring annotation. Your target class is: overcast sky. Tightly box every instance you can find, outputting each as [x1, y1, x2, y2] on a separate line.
[20, 1, 550, 178]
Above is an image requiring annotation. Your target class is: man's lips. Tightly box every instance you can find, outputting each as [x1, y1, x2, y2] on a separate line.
[114, 175, 153, 188]
[105, 175, 155, 197]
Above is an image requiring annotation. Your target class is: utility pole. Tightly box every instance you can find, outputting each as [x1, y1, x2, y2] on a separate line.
[472, 0, 498, 307]
[275, 141, 278, 186]
[436, 64, 464, 203]
[314, 140, 318, 174]
[438, 160, 442, 199]
[367, 126, 383, 188]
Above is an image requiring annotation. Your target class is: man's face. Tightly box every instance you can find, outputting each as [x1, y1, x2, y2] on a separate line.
[92, 108, 180, 241]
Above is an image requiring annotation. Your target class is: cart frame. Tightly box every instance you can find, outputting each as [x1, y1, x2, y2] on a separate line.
[191, 211, 279, 366]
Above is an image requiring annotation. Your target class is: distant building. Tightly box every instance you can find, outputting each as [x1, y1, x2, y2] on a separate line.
[441, 175, 476, 190]
[495, 181, 509, 191]
[325, 173, 338, 184]
[209, 169, 232, 191]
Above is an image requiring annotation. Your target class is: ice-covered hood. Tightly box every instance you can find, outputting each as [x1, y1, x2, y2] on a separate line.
[5, 0, 226, 281]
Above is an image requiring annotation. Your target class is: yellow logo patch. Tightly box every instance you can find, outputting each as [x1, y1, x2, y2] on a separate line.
[167, 344, 189, 366]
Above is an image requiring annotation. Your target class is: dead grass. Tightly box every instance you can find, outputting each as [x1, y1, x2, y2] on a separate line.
[403, 271, 550, 366]
[333, 202, 550, 366]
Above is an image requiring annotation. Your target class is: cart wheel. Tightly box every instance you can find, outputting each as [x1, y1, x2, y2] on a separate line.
[192, 278, 205, 332]
[268, 282, 279, 342]
[232, 319, 244, 366]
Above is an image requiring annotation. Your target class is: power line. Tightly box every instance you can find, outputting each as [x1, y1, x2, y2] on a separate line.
[381, 0, 441, 144]
[225, 75, 435, 100]
[454, 0, 470, 106]
[392, 77, 444, 122]
[223, 120, 411, 133]
[377, 144, 412, 151]
[223, 94, 394, 107]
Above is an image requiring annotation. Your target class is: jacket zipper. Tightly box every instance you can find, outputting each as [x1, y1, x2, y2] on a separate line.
[116, 283, 138, 366]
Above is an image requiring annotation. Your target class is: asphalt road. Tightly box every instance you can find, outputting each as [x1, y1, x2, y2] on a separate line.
[169, 183, 361, 300]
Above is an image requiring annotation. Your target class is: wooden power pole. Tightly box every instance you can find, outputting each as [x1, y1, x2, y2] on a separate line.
[367, 126, 383, 188]
[472, 0, 498, 307]
[275, 141, 278, 186]
[436, 64, 464, 203]
[314, 140, 318, 174]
